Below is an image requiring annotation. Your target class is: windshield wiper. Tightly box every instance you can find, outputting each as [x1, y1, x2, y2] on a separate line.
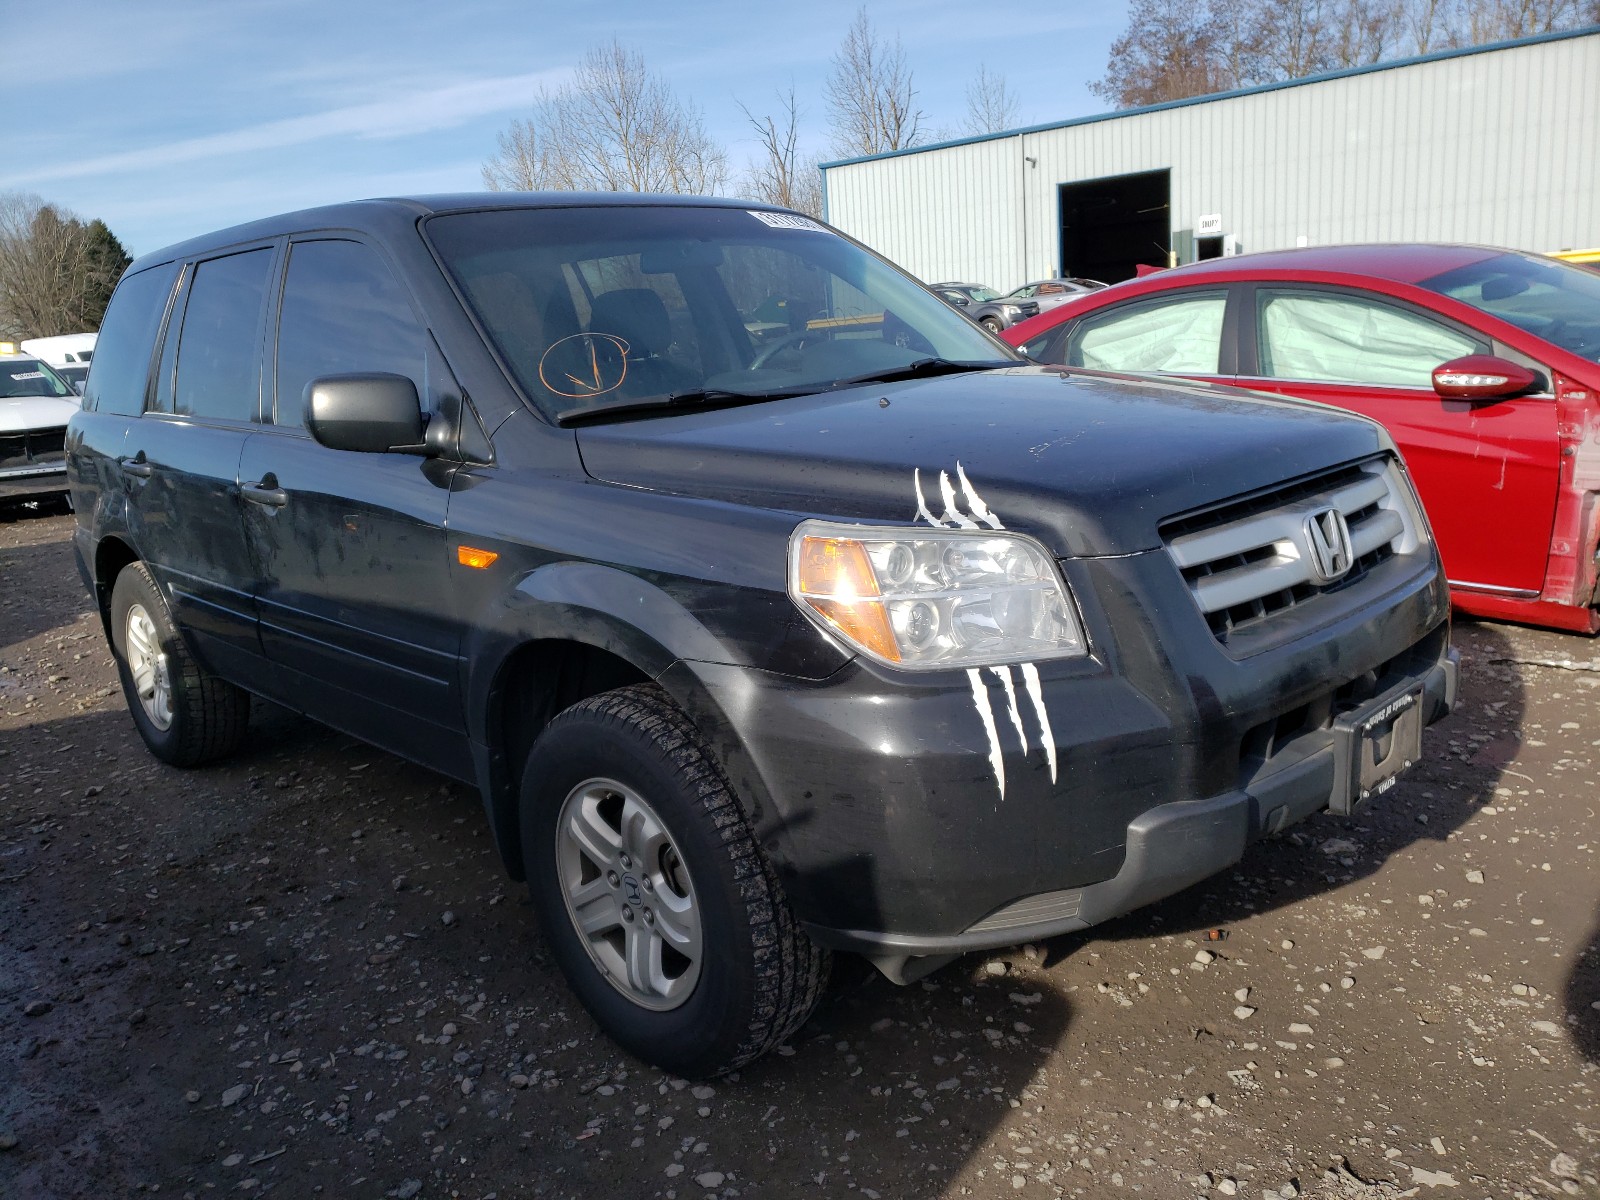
[557, 387, 807, 427]
[825, 358, 1015, 390]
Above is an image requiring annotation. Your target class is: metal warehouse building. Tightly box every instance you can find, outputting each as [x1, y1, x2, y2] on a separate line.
[820, 28, 1600, 290]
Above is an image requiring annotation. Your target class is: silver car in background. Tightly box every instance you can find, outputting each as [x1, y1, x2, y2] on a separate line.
[1, 355, 79, 505]
[968, 278, 1107, 332]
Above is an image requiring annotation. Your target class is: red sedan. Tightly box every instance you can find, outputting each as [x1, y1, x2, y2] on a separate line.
[1003, 245, 1600, 633]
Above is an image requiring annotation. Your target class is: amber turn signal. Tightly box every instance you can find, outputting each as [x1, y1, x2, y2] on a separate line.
[794, 536, 900, 663]
[457, 545, 500, 569]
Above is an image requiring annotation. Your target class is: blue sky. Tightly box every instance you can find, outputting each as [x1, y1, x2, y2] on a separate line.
[2, 0, 1128, 256]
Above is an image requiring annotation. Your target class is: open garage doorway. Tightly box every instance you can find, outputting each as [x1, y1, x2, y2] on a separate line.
[1058, 169, 1170, 284]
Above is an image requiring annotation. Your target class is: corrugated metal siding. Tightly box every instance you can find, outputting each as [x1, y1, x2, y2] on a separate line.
[824, 33, 1600, 290]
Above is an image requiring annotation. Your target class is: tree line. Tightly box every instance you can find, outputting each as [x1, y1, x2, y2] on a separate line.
[1093, 0, 1599, 109]
[0, 193, 131, 342]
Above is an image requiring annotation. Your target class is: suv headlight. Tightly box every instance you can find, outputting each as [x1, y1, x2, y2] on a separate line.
[788, 521, 1088, 670]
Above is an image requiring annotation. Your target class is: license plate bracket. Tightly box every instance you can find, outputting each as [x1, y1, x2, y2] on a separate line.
[1329, 684, 1424, 816]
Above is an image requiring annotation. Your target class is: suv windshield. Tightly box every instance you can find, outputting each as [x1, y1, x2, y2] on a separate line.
[1, 357, 75, 399]
[1421, 252, 1600, 363]
[425, 205, 1015, 421]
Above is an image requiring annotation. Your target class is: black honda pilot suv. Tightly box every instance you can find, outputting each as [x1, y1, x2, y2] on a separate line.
[68, 195, 1457, 1077]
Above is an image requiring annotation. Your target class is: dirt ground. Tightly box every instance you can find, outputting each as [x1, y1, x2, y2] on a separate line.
[2, 505, 1596, 1200]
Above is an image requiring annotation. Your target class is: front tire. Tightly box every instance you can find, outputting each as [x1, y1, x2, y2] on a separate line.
[980, 315, 1004, 333]
[521, 684, 829, 1077]
[109, 561, 250, 766]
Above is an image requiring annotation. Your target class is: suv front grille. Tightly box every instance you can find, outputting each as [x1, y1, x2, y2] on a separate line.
[0, 428, 67, 472]
[1163, 458, 1422, 643]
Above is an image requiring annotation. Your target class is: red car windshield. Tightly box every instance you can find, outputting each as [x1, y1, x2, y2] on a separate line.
[1421, 252, 1600, 364]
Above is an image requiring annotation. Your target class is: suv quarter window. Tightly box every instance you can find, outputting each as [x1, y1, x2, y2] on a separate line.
[1254, 287, 1486, 388]
[172, 247, 275, 422]
[83, 261, 181, 416]
[1065, 290, 1229, 374]
[273, 238, 427, 428]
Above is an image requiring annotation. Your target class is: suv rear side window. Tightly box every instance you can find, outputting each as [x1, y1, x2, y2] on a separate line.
[1066, 291, 1227, 373]
[1256, 289, 1484, 387]
[173, 248, 273, 421]
[274, 239, 425, 428]
[84, 262, 180, 415]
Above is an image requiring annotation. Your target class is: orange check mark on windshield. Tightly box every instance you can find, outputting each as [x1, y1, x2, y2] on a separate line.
[565, 340, 604, 392]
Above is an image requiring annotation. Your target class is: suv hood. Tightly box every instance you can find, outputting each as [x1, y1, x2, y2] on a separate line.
[575, 366, 1390, 557]
[0, 395, 80, 434]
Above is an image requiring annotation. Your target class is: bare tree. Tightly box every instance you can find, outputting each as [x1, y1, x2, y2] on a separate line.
[963, 64, 1021, 136]
[738, 88, 824, 217]
[1090, 0, 1242, 108]
[825, 8, 925, 156]
[0, 192, 129, 341]
[482, 41, 728, 195]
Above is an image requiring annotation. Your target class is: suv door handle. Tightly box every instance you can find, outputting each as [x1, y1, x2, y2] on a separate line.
[119, 455, 154, 478]
[241, 481, 288, 508]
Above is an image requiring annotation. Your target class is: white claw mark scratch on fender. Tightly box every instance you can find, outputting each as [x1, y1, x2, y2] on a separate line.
[967, 668, 1006, 799]
[937, 470, 979, 528]
[912, 469, 943, 529]
[990, 666, 1028, 755]
[1018, 661, 1057, 784]
[956, 462, 1005, 529]
[913, 461, 1004, 530]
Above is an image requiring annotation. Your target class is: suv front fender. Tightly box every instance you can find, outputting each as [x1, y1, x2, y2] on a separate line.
[461, 560, 848, 877]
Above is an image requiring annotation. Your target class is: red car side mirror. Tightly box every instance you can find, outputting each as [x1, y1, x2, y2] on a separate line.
[1432, 354, 1542, 402]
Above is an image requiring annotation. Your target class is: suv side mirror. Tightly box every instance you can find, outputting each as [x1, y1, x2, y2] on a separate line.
[305, 374, 428, 453]
[1432, 354, 1543, 402]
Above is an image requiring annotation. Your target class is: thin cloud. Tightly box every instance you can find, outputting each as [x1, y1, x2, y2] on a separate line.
[8, 68, 566, 189]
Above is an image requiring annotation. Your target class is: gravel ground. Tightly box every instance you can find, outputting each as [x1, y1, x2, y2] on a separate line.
[2, 506, 1597, 1200]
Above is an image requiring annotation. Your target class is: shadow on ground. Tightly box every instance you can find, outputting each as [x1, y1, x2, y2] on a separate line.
[1038, 621, 1522, 963]
[3, 694, 1073, 1198]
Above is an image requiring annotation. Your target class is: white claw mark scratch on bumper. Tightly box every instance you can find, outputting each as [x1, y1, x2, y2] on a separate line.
[1019, 661, 1057, 784]
[991, 665, 1028, 757]
[967, 667, 1006, 799]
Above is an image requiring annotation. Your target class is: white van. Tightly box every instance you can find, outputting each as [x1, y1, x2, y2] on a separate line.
[21, 333, 98, 389]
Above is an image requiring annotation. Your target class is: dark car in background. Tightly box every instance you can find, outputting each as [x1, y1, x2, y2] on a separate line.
[1004, 244, 1600, 633]
[69, 195, 1455, 1077]
[929, 281, 1000, 311]
[969, 277, 1107, 332]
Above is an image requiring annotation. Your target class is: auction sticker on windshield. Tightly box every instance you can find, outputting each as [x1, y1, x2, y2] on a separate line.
[748, 211, 825, 232]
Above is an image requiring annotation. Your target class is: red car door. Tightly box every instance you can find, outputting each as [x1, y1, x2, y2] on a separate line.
[1237, 284, 1560, 596]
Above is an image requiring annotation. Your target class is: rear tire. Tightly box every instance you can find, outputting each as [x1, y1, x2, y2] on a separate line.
[109, 561, 250, 766]
[521, 684, 829, 1077]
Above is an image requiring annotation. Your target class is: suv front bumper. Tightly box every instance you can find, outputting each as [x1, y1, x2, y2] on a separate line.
[666, 551, 1455, 966]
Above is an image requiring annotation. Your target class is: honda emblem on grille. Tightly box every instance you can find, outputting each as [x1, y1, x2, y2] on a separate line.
[1303, 506, 1354, 583]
